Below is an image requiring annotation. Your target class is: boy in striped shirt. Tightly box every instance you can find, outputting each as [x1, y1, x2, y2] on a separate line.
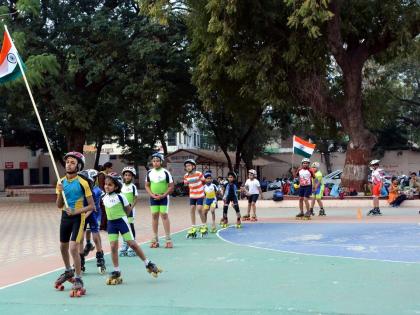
[183, 159, 206, 238]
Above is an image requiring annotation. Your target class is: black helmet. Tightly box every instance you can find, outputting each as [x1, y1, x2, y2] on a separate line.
[78, 169, 98, 187]
[227, 171, 237, 178]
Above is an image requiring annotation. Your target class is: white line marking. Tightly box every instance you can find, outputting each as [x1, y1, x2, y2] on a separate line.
[0, 227, 189, 290]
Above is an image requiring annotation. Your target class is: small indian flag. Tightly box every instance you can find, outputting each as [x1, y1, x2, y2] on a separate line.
[293, 135, 316, 158]
[0, 30, 23, 84]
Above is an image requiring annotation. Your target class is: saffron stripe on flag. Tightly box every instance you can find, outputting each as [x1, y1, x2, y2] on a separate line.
[293, 135, 316, 149]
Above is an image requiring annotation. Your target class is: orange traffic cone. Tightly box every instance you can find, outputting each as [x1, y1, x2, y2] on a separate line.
[357, 208, 362, 220]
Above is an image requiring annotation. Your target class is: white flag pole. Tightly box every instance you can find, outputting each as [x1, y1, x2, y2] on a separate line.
[4, 25, 69, 208]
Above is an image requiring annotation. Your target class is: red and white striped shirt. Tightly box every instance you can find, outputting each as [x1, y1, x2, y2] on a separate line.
[184, 171, 205, 199]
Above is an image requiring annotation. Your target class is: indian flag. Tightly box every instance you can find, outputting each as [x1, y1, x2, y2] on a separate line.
[0, 30, 22, 84]
[293, 135, 316, 158]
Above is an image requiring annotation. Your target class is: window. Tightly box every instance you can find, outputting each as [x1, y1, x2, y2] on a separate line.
[167, 131, 176, 146]
[30, 168, 40, 185]
[178, 133, 182, 144]
[184, 133, 187, 145]
[42, 167, 50, 184]
[109, 155, 117, 160]
[193, 133, 197, 146]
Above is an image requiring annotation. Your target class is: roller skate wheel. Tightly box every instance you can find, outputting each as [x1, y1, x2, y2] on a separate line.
[98, 267, 106, 274]
[59, 285, 64, 291]
[69, 290, 75, 297]
[77, 290, 82, 297]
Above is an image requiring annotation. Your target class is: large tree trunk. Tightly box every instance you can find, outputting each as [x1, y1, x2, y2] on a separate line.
[94, 137, 104, 170]
[67, 129, 86, 153]
[157, 130, 168, 156]
[220, 146, 233, 171]
[323, 152, 332, 174]
[339, 68, 376, 191]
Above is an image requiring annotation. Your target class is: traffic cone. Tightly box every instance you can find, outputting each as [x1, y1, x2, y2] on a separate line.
[357, 208, 362, 220]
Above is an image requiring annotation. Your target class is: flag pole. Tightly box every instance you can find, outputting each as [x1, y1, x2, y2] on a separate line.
[292, 136, 295, 177]
[4, 25, 69, 208]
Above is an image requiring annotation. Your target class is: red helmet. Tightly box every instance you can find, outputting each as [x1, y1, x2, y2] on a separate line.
[64, 152, 85, 171]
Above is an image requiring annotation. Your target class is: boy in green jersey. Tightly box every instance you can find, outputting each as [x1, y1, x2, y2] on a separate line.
[145, 153, 174, 248]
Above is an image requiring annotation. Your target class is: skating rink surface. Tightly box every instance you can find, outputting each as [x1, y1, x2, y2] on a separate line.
[1, 221, 420, 315]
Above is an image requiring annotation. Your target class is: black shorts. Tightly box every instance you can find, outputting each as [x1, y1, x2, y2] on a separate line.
[60, 211, 85, 243]
[247, 194, 259, 203]
[224, 196, 238, 205]
[299, 185, 312, 198]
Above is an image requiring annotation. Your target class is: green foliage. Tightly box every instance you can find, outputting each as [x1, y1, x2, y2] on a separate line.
[16, 0, 40, 16]
[285, 0, 333, 38]
[0, 0, 193, 163]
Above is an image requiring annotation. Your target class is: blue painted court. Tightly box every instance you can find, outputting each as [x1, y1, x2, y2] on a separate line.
[219, 223, 420, 263]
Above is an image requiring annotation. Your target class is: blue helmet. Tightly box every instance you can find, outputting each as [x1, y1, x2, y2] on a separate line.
[151, 152, 164, 162]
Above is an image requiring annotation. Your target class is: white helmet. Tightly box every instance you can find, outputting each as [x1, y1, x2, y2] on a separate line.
[301, 158, 310, 164]
[122, 166, 137, 177]
[248, 169, 257, 176]
[311, 162, 320, 168]
[369, 159, 380, 166]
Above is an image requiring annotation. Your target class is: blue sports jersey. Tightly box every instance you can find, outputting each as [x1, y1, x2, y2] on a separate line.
[56, 175, 92, 211]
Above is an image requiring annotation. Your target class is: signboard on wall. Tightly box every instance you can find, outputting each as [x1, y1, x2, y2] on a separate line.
[19, 162, 28, 169]
[5, 162, 13, 169]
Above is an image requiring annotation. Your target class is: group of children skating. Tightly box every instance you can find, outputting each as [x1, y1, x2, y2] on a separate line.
[294, 158, 327, 219]
[55, 151, 336, 297]
[55, 152, 162, 297]
[54, 151, 263, 297]
[294, 157, 389, 218]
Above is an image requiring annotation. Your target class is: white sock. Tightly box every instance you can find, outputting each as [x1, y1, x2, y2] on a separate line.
[114, 266, 120, 272]
[144, 259, 150, 266]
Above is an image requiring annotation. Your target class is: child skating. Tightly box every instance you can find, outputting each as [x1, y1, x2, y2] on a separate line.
[55, 152, 94, 297]
[145, 153, 174, 248]
[103, 172, 162, 285]
[221, 172, 242, 228]
[203, 171, 218, 234]
[367, 160, 384, 216]
[294, 158, 315, 220]
[78, 169, 106, 274]
[183, 159, 206, 238]
[242, 169, 263, 222]
[120, 166, 139, 257]
[309, 162, 326, 216]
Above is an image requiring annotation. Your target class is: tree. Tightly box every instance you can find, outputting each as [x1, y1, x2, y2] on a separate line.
[286, 0, 420, 190]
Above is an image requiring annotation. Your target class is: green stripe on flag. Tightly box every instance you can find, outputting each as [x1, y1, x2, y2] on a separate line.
[293, 147, 312, 158]
[0, 64, 21, 84]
